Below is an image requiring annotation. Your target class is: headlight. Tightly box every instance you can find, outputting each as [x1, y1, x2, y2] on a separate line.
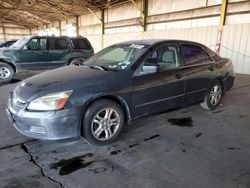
[27, 90, 73, 111]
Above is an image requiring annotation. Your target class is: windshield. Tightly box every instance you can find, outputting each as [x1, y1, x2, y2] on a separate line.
[10, 36, 32, 49]
[84, 44, 149, 71]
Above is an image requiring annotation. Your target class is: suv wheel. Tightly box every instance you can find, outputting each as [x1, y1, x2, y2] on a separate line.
[69, 58, 85, 66]
[0, 62, 14, 83]
[83, 99, 124, 145]
[200, 80, 223, 110]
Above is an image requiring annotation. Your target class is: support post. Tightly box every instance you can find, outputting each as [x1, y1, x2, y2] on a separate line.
[2, 22, 6, 42]
[215, 0, 228, 54]
[130, 0, 145, 39]
[101, 9, 104, 49]
[87, 7, 104, 49]
[143, 0, 148, 32]
[76, 16, 79, 36]
[59, 20, 62, 36]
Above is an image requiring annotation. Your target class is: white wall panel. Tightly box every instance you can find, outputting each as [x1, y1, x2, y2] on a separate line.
[221, 24, 250, 74]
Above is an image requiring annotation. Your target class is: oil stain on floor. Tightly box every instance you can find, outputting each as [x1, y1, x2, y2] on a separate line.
[168, 117, 193, 127]
[49, 153, 94, 176]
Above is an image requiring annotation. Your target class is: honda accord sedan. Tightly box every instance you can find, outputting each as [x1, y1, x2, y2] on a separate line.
[6, 40, 235, 145]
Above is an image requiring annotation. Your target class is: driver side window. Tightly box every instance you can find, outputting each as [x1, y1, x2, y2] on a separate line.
[27, 38, 39, 50]
[145, 45, 180, 68]
[137, 45, 180, 75]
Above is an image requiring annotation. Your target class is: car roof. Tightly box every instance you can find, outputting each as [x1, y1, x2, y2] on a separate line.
[116, 39, 206, 47]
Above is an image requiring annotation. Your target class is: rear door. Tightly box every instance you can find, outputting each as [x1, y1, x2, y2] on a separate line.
[180, 43, 216, 104]
[19, 37, 48, 71]
[47, 37, 69, 69]
[133, 44, 185, 117]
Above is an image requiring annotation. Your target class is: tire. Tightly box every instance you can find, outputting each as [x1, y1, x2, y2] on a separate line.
[69, 58, 85, 66]
[83, 99, 125, 145]
[200, 80, 223, 110]
[0, 62, 14, 83]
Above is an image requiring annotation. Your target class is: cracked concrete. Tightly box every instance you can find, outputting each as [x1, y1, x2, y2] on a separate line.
[0, 74, 250, 188]
[21, 144, 66, 188]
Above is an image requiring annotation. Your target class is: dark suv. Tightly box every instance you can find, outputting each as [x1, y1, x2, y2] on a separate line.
[0, 36, 94, 82]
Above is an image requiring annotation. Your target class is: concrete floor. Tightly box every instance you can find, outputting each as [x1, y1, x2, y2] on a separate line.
[0, 74, 250, 188]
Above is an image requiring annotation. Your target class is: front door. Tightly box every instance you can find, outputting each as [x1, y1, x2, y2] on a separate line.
[19, 37, 48, 71]
[132, 44, 185, 117]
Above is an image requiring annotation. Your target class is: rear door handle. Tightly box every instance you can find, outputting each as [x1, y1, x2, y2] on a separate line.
[175, 73, 184, 79]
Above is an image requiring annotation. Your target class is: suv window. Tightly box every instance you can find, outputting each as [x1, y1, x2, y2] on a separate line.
[181, 44, 210, 65]
[145, 45, 180, 68]
[28, 38, 39, 50]
[71, 38, 91, 50]
[38, 38, 47, 50]
[48, 38, 68, 50]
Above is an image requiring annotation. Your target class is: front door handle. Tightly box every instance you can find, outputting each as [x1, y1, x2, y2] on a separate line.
[175, 73, 184, 79]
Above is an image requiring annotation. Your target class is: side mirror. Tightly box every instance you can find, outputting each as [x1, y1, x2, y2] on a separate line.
[23, 45, 28, 50]
[142, 65, 159, 74]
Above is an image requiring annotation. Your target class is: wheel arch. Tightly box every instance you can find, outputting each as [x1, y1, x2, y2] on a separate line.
[0, 59, 16, 72]
[214, 76, 225, 93]
[80, 95, 131, 136]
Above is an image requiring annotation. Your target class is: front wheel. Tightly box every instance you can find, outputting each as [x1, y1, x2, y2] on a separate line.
[200, 80, 223, 110]
[0, 62, 14, 83]
[83, 99, 124, 145]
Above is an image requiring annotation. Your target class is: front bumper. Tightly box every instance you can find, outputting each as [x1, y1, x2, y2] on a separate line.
[6, 97, 81, 140]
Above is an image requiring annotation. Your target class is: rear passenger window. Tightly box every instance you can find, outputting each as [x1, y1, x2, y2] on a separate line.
[181, 44, 210, 65]
[48, 38, 68, 50]
[39, 38, 47, 50]
[71, 39, 91, 50]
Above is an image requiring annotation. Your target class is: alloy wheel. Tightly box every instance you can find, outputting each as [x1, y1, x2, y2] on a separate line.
[209, 85, 222, 106]
[0, 66, 11, 79]
[91, 108, 120, 141]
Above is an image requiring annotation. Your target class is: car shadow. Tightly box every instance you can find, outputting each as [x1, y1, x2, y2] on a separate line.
[0, 79, 21, 87]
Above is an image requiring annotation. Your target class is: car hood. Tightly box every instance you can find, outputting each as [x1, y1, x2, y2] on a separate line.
[14, 65, 118, 101]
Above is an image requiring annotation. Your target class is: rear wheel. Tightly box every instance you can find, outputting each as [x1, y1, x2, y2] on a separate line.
[83, 99, 124, 145]
[69, 58, 85, 66]
[200, 80, 223, 110]
[0, 62, 14, 83]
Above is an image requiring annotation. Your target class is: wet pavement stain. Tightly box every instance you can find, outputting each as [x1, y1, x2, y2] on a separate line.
[49, 153, 94, 176]
[213, 110, 223, 114]
[227, 147, 241, 150]
[110, 134, 161, 155]
[110, 150, 122, 155]
[143, 134, 160, 141]
[128, 143, 140, 148]
[195, 132, 202, 138]
[89, 167, 107, 174]
[168, 117, 193, 127]
[239, 114, 248, 118]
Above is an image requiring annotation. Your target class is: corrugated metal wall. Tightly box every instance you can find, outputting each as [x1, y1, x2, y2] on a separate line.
[221, 24, 250, 74]
[85, 23, 250, 75]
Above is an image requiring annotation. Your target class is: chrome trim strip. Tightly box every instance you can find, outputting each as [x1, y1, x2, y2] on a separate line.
[135, 94, 184, 108]
[185, 88, 207, 95]
[135, 88, 207, 109]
